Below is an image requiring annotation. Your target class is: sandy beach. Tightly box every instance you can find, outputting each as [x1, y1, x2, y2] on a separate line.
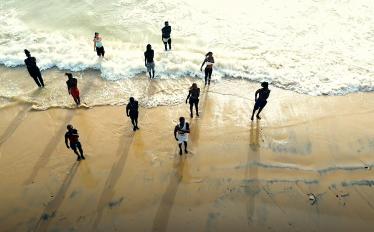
[0, 68, 374, 231]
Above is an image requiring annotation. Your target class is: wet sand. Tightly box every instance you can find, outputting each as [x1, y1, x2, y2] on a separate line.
[0, 78, 374, 232]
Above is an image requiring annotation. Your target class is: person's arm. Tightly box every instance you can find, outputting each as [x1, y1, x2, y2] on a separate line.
[66, 82, 71, 95]
[197, 88, 200, 98]
[211, 57, 215, 64]
[126, 104, 130, 117]
[93, 39, 96, 51]
[184, 123, 190, 133]
[174, 126, 178, 141]
[186, 91, 191, 104]
[65, 134, 69, 148]
[255, 89, 259, 101]
[200, 59, 206, 71]
[144, 54, 147, 66]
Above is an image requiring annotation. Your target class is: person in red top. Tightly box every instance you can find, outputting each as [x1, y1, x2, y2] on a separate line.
[65, 73, 80, 106]
[65, 124, 85, 161]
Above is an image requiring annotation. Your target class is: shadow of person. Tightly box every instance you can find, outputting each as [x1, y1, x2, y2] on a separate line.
[91, 130, 134, 230]
[249, 120, 261, 152]
[33, 161, 81, 232]
[246, 120, 262, 224]
[152, 154, 186, 232]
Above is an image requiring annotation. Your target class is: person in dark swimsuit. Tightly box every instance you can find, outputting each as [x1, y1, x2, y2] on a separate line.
[200, 52, 214, 85]
[161, 21, 172, 51]
[65, 124, 85, 161]
[174, 117, 190, 155]
[126, 97, 139, 131]
[186, 83, 200, 118]
[251, 82, 271, 120]
[65, 73, 80, 106]
[24, 49, 45, 87]
[144, 44, 155, 79]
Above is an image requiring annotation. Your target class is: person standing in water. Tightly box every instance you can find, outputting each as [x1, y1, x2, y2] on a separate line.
[186, 83, 200, 118]
[24, 49, 45, 88]
[161, 21, 172, 51]
[174, 117, 190, 155]
[251, 82, 271, 121]
[200, 52, 215, 85]
[144, 44, 155, 79]
[65, 73, 80, 106]
[65, 124, 85, 161]
[93, 32, 105, 57]
[126, 97, 140, 131]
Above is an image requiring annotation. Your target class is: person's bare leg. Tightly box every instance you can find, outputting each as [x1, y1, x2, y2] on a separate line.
[251, 108, 257, 121]
[256, 106, 265, 119]
[73, 148, 81, 161]
[178, 143, 182, 155]
[190, 103, 193, 118]
[195, 102, 199, 116]
[184, 141, 188, 153]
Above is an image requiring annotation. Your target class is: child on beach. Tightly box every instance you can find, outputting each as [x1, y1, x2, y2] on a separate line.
[200, 52, 215, 85]
[251, 82, 271, 120]
[186, 83, 200, 118]
[65, 73, 80, 106]
[174, 117, 190, 155]
[93, 32, 105, 57]
[126, 97, 140, 131]
[144, 44, 155, 79]
[24, 49, 45, 88]
[65, 124, 85, 161]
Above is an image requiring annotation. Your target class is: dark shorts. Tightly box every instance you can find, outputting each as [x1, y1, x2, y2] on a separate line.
[130, 111, 138, 119]
[189, 98, 199, 105]
[70, 141, 82, 150]
[254, 99, 267, 110]
[96, 46, 105, 56]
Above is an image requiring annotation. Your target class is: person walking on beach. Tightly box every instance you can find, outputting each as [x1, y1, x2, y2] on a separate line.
[126, 97, 139, 131]
[144, 44, 155, 79]
[200, 52, 215, 85]
[65, 124, 85, 161]
[174, 117, 190, 155]
[186, 83, 200, 118]
[65, 73, 80, 106]
[93, 32, 105, 57]
[161, 21, 172, 51]
[251, 82, 271, 121]
[24, 49, 45, 88]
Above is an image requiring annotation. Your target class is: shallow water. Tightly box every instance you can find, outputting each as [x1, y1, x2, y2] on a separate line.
[0, 0, 373, 109]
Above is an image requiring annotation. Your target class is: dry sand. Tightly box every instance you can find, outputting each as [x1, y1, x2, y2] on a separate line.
[0, 75, 374, 232]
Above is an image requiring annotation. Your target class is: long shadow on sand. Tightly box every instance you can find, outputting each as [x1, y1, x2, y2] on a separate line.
[33, 161, 80, 232]
[0, 105, 32, 146]
[152, 156, 186, 232]
[23, 110, 76, 185]
[91, 129, 135, 230]
[246, 120, 261, 224]
[23, 81, 93, 185]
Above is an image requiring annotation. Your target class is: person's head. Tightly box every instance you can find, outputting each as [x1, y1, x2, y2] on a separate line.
[146, 44, 152, 51]
[261, 82, 269, 89]
[165, 21, 169, 26]
[191, 83, 197, 90]
[65, 73, 73, 79]
[94, 32, 99, 38]
[179, 117, 185, 123]
[24, 49, 31, 57]
[206, 52, 213, 57]
[129, 97, 134, 103]
[67, 124, 73, 131]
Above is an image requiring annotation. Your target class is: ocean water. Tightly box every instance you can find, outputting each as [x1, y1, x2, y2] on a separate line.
[0, 0, 373, 109]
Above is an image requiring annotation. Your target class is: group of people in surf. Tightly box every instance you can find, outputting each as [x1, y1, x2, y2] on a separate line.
[23, 21, 270, 160]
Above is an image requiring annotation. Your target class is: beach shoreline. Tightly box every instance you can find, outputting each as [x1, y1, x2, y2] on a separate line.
[1, 75, 374, 231]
